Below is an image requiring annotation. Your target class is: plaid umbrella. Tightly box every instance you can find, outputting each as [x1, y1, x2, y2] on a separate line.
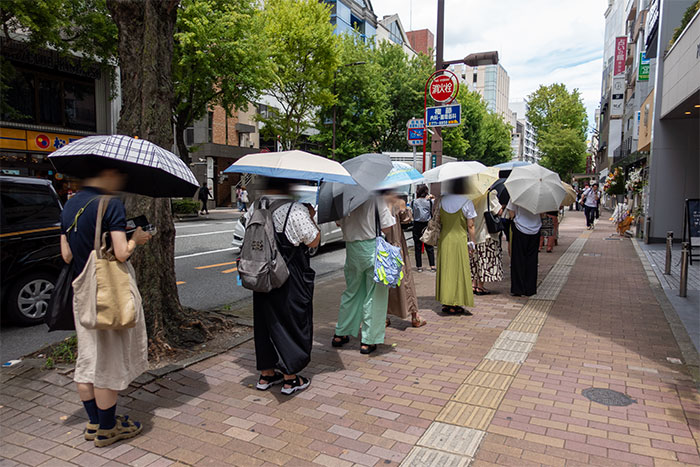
[48, 135, 199, 197]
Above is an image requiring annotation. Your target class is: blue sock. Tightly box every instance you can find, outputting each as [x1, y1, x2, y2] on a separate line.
[97, 404, 117, 430]
[82, 399, 98, 424]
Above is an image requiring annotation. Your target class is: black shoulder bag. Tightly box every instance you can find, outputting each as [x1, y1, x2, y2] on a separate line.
[484, 192, 504, 234]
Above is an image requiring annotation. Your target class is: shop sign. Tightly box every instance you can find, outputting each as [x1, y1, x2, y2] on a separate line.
[614, 36, 627, 76]
[26, 131, 83, 152]
[610, 77, 625, 118]
[0, 128, 28, 150]
[638, 52, 650, 81]
[426, 104, 461, 127]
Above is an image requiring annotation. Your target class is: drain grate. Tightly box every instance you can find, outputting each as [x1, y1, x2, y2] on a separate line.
[582, 388, 636, 406]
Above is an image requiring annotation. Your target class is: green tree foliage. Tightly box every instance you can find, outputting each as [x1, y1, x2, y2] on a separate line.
[442, 88, 511, 165]
[537, 125, 587, 182]
[670, 0, 699, 46]
[173, 0, 269, 163]
[258, 0, 339, 151]
[526, 83, 588, 180]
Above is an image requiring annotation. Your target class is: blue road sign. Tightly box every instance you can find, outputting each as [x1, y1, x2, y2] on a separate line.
[426, 104, 461, 128]
[407, 118, 424, 129]
[407, 128, 424, 146]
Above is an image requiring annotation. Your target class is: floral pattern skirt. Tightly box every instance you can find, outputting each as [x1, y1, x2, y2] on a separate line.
[469, 237, 504, 283]
[540, 216, 555, 237]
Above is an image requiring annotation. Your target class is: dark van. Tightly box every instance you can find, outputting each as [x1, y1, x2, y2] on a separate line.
[0, 176, 63, 325]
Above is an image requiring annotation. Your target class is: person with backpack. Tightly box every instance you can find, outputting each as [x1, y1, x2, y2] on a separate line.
[239, 186, 249, 212]
[239, 178, 320, 395]
[411, 184, 436, 272]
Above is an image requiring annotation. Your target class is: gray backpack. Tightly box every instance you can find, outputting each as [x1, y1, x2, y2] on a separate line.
[238, 199, 292, 292]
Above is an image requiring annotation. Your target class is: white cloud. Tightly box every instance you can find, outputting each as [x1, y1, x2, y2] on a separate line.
[373, 0, 608, 126]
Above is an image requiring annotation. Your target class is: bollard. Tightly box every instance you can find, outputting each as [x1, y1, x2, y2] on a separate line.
[665, 231, 673, 275]
[645, 216, 652, 244]
[680, 242, 689, 298]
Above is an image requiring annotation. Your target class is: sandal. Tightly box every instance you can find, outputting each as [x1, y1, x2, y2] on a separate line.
[474, 287, 491, 296]
[442, 305, 463, 315]
[256, 372, 284, 390]
[84, 422, 99, 441]
[430, 266, 436, 272]
[411, 315, 427, 328]
[281, 375, 310, 395]
[94, 415, 142, 448]
[360, 343, 377, 355]
[332, 335, 350, 347]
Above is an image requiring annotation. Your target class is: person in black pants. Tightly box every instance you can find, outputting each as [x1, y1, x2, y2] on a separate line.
[198, 183, 211, 215]
[411, 184, 435, 272]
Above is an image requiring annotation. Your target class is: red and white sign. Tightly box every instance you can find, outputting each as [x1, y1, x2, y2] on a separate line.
[429, 75, 456, 102]
[614, 36, 627, 76]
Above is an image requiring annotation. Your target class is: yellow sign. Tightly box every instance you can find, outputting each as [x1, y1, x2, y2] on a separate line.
[26, 130, 83, 152]
[0, 128, 27, 150]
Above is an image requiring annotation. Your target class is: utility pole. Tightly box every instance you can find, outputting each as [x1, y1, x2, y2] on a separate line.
[431, 0, 445, 191]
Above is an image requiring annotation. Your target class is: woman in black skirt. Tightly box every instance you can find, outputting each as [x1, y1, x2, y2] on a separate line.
[506, 201, 542, 296]
[246, 178, 320, 395]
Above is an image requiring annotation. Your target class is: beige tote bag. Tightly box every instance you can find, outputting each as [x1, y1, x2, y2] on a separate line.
[420, 196, 441, 246]
[73, 196, 138, 330]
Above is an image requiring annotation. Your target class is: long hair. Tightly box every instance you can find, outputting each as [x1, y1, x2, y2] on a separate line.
[416, 184, 429, 198]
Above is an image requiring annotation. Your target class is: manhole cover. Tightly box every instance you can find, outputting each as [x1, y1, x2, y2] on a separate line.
[582, 388, 636, 406]
[582, 253, 602, 257]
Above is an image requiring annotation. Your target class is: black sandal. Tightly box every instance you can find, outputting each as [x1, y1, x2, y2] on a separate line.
[281, 375, 310, 395]
[442, 305, 463, 315]
[360, 343, 377, 355]
[256, 372, 284, 390]
[332, 335, 350, 347]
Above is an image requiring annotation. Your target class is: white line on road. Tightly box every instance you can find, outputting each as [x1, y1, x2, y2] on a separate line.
[175, 247, 236, 259]
[176, 230, 235, 239]
[176, 223, 212, 228]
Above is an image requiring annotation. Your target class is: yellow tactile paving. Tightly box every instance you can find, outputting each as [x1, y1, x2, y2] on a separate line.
[506, 322, 542, 333]
[463, 371, 514, 391]
[452, 385, 506, 409]
[474, 360, 521, 376]
[436, 402, 495, 430]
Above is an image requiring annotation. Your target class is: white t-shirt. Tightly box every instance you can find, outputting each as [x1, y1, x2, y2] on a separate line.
[340, 197, 396, 242]
[440, 194, 477, 219]
[507, 201, 542, 235]
[582, 187, 598, 207]
[245, 197, 319, 246]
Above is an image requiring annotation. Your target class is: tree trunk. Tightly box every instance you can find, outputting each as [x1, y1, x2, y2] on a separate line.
[175, 111, 190, 166]
[106, 0, 206, 352]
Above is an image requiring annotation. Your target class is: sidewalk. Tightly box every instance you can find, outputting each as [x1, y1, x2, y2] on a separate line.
[2, 212, 699, 466]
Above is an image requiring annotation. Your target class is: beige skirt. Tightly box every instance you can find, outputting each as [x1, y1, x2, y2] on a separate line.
[72, 261, 148, 391]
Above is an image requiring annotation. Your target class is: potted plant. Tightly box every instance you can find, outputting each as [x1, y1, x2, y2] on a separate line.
[604, 167, 626, 203]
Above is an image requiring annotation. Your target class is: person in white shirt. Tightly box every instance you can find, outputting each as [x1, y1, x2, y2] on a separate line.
[581, 183, 599, 229]
[332, 196, 395, 355]
[436, 179, 478, 315]
[506, 200, 542, 296]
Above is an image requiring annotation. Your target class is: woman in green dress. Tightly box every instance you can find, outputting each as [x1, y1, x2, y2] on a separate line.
[436, 180, 478, 315]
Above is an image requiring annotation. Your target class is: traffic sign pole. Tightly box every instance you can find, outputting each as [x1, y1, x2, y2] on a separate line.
[422, 69, 459, 173]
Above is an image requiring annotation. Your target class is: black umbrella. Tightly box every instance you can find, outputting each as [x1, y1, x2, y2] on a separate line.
[489, 177, 510, 206]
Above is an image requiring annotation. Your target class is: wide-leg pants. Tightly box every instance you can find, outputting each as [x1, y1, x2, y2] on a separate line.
[510, 226, 540, 297]
[335, 239, 388, 345]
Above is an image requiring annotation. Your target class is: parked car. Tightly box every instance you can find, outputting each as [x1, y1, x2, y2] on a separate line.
[231, 185, 343, 257]
[0, 176, 63, 326]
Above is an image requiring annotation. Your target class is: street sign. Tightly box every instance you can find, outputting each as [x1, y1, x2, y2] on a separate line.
[407, 128, 424, 146]
[429, 75, 456, 102]
[407, 118, 424, 129]
[426, 104, 461, 127]
[638, 52, 650, 81]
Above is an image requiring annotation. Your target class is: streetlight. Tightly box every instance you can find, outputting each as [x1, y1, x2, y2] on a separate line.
[332, 61, 366, 159]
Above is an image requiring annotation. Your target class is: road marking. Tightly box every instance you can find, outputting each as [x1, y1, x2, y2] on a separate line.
[174, 247, 236, 259]
[175, 223, 211, 228]
[221, 267, 238, 274]
[176, 230, 235, 239]
[195, 261, 236, 270]
[176, 281, 186, 285]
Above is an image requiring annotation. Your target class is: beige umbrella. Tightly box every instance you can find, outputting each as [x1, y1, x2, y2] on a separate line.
[561, 182, 577, 206]
[504, 164, 567, 213]
[464, 166, 500, 199]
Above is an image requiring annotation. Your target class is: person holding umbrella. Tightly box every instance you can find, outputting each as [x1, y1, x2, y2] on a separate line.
[49, 135, 200, 448]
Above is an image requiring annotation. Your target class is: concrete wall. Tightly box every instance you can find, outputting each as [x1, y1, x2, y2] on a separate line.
[660, 10, 700, 117]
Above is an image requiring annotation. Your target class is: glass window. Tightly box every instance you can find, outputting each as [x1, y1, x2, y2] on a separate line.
[64, 80, 96, 131]
[208, 112, 214, 143]
[38, 78, 62, 125]
[0, 70, 34, 123]
[0, 182, 61, 229]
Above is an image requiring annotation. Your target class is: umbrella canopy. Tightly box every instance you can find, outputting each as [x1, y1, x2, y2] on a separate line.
[317, 153, 393, 224]
[489, 178, 510, 205]
[493, 160, 533, 179]
[375, 161, 424, 190]
[223, 150, 355, 184]
[48, 135, 199, 197]
[463, 166, 499, 199]
[561, 181, 577, 206]
[423, 161, 488, 184]
[504, 164, 567, 214]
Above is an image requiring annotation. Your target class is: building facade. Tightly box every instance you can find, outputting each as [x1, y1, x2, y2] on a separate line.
[324, 0, 377, 40]
[449, 62, 511, 123]
[509, 100, 540, 163]
[376, 14, 416, 57]
[406, 29, 434, 57]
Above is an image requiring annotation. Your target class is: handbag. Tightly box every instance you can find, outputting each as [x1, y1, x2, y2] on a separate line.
[73, 196, 139, 330]
[373, 203, 404, 288]
[45, 263, 76, 331]
[484, 191, 504, 234]
[420, 197, 441, 246]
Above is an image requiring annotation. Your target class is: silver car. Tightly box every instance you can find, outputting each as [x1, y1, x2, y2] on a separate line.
[231, 185, 343, 257]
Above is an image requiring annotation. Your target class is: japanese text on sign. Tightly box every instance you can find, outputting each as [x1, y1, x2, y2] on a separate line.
[426, 104, 461, 128]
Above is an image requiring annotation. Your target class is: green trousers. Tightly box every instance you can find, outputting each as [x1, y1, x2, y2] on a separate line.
[335, 239, 388, 345]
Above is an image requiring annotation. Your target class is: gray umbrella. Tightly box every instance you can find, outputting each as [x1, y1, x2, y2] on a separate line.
[317, 153, 392, 224]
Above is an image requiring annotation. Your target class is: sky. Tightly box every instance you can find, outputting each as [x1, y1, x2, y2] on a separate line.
[373, 0, 609, 129]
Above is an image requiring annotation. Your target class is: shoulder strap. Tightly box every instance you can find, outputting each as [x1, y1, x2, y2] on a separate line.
[65, 196, 100, 236]
[93, 196, 112, 258]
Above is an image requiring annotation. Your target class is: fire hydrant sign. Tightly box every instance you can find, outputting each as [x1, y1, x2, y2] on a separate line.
[426, 104, 461, 127]
[430, 75, 455, 102]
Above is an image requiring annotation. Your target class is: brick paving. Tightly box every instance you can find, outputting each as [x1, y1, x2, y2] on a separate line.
[1, 212, 699, 466]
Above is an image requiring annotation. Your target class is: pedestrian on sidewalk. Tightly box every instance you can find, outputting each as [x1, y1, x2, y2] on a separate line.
[581, 182, 599, 229]
[384, 192, 426, 328]
[539, 210, 558, 253]
[198, 182, 212, 215]
[239, 186, 249, 212]
[411, 184, 436, 272]
[235, 186, 243, 211]
[247, 178, 320, 395]
[470, 190, 504, 296]
[506, 200, 541, 296]
[436, 179, 478, 315]
[59, 168, 151, 447]
[333, 196, 396, 354]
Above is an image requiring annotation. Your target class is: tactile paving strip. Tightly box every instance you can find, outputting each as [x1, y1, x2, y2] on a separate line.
[417, 422, 486, 457]
[402, 447, 473, 467]
[436, 402, 495, 430]
[452, 385, 506, 408]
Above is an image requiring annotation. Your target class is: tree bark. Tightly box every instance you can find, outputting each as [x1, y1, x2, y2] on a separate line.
[106, 0, 206, 352]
